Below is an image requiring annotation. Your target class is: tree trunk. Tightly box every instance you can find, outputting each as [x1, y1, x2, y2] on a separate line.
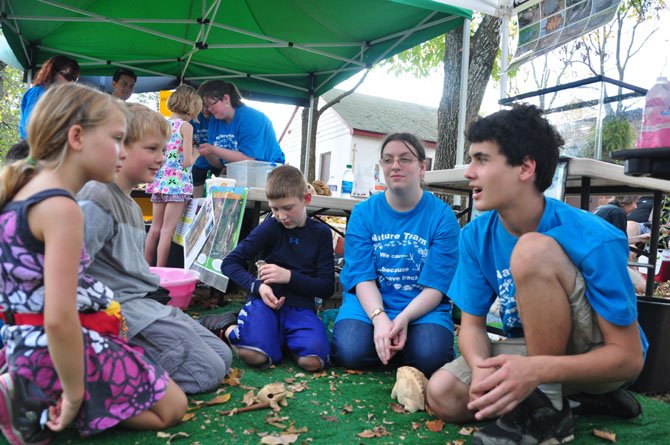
[436, 15, 501, 170]
[299, 72, 368, 181]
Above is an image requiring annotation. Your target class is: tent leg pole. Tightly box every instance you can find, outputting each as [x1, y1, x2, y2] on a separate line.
[455, 18, 470, 168]
[303, 94, 316, 178]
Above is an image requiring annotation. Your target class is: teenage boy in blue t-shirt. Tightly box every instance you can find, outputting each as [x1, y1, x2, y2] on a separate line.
[198, 165, 333, 371]
[426, 104, 647, 445]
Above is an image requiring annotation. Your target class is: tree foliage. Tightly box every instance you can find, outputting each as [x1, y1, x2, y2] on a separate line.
[0, 62, 23, 158]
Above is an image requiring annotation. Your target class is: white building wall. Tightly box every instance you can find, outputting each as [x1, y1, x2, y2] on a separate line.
[278, 100, 436, 195]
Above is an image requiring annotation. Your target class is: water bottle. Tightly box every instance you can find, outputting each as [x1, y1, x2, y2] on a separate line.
[327, 175, 340, 197]
[341, 164, 354, 198]
[637, 76, 670, 148]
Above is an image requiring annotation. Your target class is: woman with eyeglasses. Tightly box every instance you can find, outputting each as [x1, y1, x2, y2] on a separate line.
[332, 133, 460, 379]
[19, 55, 80, 140]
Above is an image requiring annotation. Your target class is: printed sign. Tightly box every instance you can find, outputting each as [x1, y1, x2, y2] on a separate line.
[511, 0, 622, 69]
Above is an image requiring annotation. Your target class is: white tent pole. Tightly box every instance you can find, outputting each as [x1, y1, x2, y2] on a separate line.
[303, 93, 316, 177]
[500, 12, 510, 103]
[455, 18, 470, 167]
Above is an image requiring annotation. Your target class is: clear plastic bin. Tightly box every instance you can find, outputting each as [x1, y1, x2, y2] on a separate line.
[226, 160, 277, 188]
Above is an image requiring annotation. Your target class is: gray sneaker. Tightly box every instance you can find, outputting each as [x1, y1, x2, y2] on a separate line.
[472, 389, 574, 445]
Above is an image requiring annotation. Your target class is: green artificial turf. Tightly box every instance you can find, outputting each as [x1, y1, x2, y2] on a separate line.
[38, 301, 670, 444]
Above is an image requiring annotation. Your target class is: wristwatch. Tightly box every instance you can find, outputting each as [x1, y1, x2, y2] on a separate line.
[370, 307, 386, 321]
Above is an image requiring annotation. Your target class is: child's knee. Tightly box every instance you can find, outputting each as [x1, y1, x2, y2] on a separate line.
[238, 348, 270, 367]
[152, 380, 188, 428]
[297, 355, 324, 372]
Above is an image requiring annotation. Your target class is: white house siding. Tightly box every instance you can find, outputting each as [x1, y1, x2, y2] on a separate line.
[278, 97, 436, 194]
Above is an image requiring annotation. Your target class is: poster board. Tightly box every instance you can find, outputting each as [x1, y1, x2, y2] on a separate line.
[511, 0, 622, 69]
[183, 187, 248, 292]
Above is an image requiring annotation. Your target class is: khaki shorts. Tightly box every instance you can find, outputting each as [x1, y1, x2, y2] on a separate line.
[441, 273, 624, 395]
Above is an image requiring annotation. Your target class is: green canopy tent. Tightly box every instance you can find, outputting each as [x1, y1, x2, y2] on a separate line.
[1, 0, 478, 170]
[0, 0, 472, 106]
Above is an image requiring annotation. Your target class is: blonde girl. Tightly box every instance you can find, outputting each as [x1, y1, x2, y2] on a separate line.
[145, 85, 202, 266]
[0, 83, 186, 445]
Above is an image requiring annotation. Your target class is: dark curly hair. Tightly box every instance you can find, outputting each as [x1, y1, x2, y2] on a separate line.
[466, 104, 564, 192]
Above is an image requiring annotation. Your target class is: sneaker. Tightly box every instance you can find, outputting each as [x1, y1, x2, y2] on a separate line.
[569, 388, 641, 419]
[472, 389, 574, 445]
[0, 373, 24, 444]
[198, 312, 238, 345]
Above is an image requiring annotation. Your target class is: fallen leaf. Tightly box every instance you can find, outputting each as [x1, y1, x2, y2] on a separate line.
[266, 416, 289, 423]
[239, 384, 257, 391]
[356, 426, 391, 438]
[181, 412, 196, 422]
[223, 368, 242, 386]
[447, 441, 465, 445]
[367, 412, 375, 420]
[206, 394, 231, 405]
[286, 424, 309, 434]
[382, 419, 395, 425]
[320, 415, 338, 422]
[593, 429, 617, 442]
[341, 404, 353, 414]
[411, 422, 422, 430]
[243, 428, 256, 435]
[288, 381, 309, 393]
[156, 432, 171, 438]
[260, 433, 299, 444]
[295, 372, 306, 378]
[267, 421, 288, 429]
[459, 427, 475, 436]
[284, 377, 296, 384]
[243, 389, 256, 406]
[165, 432, 189, 445]
[345, 369, 364, 374]
[312, 370, 327, 378]
[390, 403, 406, 413]
[426, 419, 444, 432]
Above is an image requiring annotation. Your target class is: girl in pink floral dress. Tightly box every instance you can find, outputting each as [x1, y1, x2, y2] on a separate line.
[0, 83, 186, 445]
[145, 85, 201, 267]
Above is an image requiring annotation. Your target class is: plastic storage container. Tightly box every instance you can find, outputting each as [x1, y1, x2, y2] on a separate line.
[341, 164, 354, 198]
[327, 175, 340, 197]
[149, 267, 200, 309]
[226, 160, 278, 188]
[637, 76, 670, 148]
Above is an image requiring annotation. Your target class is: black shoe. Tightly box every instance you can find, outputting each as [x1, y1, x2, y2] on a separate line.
[569, 388, 641, 419]
[472, 389, 574, 445]
[198, 312, 238, 345]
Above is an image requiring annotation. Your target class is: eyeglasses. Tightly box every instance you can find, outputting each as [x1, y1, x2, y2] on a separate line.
[380, 156, 417, 167]
[59, 71, 78, 82]
[204, 98, 222, 110]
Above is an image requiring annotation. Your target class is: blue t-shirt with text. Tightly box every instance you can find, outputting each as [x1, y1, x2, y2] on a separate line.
[448, 197, 648, 354]
[336, 191, 460, 330]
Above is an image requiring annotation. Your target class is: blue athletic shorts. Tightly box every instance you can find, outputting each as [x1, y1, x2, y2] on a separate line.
[228, 299, 330, 367]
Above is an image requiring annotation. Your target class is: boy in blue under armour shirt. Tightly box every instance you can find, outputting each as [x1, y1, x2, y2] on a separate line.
[199, 165, 334, 371]
[425, 104, 646, 445]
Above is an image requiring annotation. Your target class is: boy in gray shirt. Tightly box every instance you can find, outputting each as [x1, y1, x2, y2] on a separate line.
[78, 103, 232, 394]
